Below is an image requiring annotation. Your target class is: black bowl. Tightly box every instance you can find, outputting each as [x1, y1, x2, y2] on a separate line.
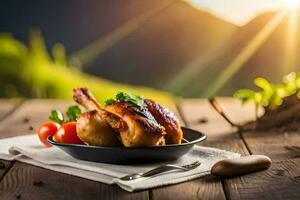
[47, 127, 206, 164]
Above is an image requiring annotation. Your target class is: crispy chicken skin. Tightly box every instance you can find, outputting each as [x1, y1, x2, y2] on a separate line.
[104, 102, 166, 147]
[77, 110, 121, 146]
[73, 88, 120, 146]
[73, 87, 183, 147]
[145, 99, 183, 144]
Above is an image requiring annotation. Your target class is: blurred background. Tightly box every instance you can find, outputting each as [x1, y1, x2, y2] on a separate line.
[1, 0, 300, 104]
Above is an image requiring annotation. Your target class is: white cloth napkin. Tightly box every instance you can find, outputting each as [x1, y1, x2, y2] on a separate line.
[0, 134, 240, 192]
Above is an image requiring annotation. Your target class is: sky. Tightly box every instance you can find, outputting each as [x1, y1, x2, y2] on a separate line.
[186, 0, 289, 25]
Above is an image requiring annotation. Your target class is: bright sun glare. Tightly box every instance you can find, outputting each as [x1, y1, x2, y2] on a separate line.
[285, 0, 300, 8]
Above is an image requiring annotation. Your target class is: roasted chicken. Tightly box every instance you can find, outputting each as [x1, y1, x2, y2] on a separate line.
[104, 102, 166, 147]
[73, 87, 183, 147]
[145, 99, 183, 144]
[73, 88, 120, 146]
[76, 110, 121, 146]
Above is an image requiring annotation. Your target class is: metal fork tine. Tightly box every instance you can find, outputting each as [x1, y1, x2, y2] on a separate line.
[182, 161, 201, 169]
[120, 161, 201, 181]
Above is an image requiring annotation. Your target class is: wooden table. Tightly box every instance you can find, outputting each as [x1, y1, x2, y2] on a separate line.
[0, 98, 299, 200]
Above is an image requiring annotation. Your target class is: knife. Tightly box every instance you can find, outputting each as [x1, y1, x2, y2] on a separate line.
[211, 155, 272, 178]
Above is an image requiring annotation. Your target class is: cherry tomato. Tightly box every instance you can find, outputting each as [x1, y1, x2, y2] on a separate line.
[53, 122, 84, 144]
[38, 121, 60, 147]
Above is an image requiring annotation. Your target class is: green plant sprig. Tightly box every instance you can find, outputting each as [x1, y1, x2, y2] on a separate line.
[105, 92, 144, 108]
[49, 105, 82, 124]
[234, 72, 300, 110]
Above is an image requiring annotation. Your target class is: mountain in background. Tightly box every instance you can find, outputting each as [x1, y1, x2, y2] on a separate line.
[2, 0, 298, 97]
[225, 10, 300, 96]
[178, 11, 279, 97]
[85, 1, 238, 89]
[83, 1, 299, 97]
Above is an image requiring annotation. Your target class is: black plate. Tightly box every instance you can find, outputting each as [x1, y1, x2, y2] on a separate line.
[47, 127, 206, 164]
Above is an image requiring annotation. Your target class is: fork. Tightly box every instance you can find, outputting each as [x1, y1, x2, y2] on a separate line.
[120, 161, 201, 181]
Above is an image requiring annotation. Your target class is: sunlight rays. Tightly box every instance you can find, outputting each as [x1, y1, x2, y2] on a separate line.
[202, 10, 287, 97]
[69, 1, 300, 98]
[69, 1, 174, 68]
[163, 42, 229, 93]
[284, 8, 299, 72]
[285, 0, 300, 8]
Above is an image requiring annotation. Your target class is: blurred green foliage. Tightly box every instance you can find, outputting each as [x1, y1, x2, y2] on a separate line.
[234, 72, 300, 109]
[0, 30, 174, 106]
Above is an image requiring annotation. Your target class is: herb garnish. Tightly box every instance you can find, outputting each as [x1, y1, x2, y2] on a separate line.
[105, 98, 117, 105]
[66, 105, 82, 122]
[49, 110, 64, 124]
[105, 92, 144, 108]
[234, 72, 300, 110]
[48, 105, 82, 124]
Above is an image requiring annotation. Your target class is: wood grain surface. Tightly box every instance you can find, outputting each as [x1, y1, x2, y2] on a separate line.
[0, 99, 148, 200]
[0, 98, 299, 200]
[0, 99, 20, 120]
[151, 99, 228, 200]
[199, 98, 300, 200]
[0, 99, 20, 184]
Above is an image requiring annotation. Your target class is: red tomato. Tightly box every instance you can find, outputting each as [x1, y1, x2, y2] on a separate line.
[53, 122, 84, 144]
[38, 121, 60, 147]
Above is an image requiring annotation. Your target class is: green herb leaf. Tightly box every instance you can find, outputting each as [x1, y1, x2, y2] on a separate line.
[234, 89, 256, 103]
[234, 71, 300, 110]
[66, 105, 82, 122]
[127, 93, 144, 108]
[254, 77, 272, 92]
[116, 92, 126, 101]
[48, 110, 64, 124]
[104, 92, 144, 108]
[105, 98, 117, 105]
[116, 92, 144, 108]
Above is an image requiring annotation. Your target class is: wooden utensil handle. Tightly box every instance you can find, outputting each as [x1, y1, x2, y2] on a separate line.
[211, 155, 272, 178]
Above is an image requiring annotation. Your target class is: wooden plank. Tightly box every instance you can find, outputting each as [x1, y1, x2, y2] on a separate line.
[224, 157, 300, 200]
[151, 101, 227, 200]
[0, 162, 148, 200]
[1, 98, 297, 199]
[179, 98, 259, 137]
[189, 97, 300, 200]
[151, 98, 251, 200]
[225, 130, 300, 200]
[0, 99, 22, 181]
[242, 131, 300, 161]
[151, 176, 226, 200]
[0, 99, 20, 120]
[0, 160, 14, 180]
[0, 99, 72, 139]
[0, 99, 148, 199]
[208, 99, 300, 200]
